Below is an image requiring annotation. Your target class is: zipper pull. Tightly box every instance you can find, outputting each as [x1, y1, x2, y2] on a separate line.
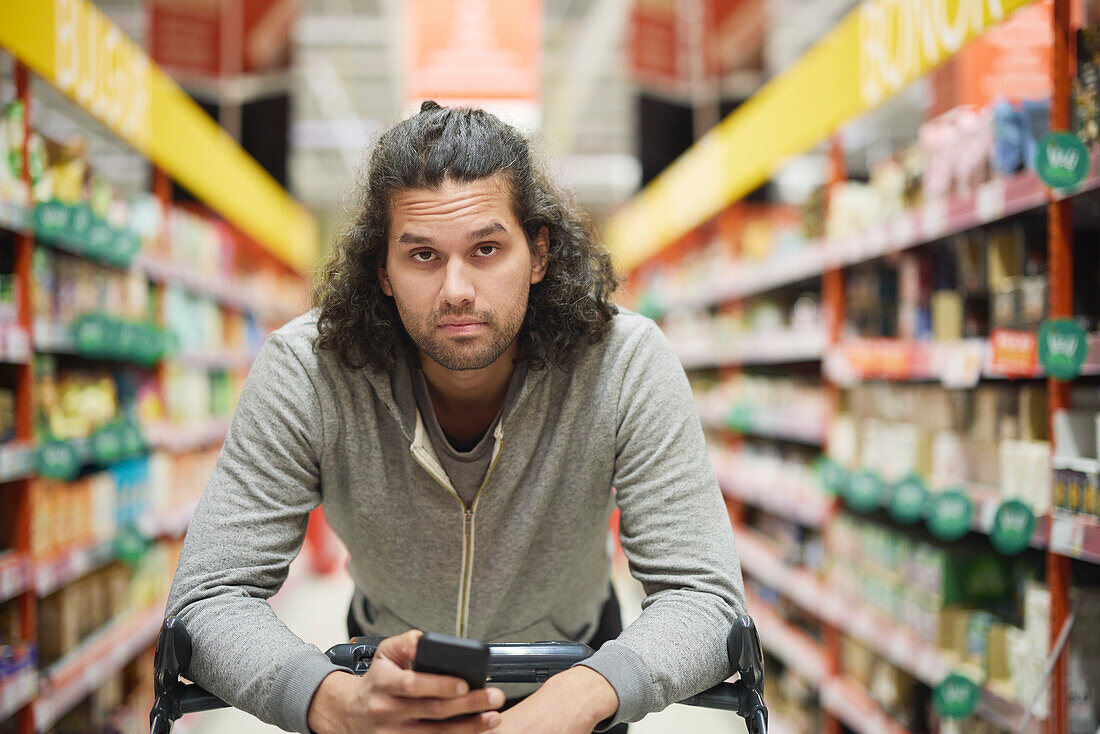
[464, 509, 474, 530]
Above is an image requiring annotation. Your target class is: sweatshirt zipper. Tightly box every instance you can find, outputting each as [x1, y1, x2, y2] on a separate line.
[410, 434, 504, 638]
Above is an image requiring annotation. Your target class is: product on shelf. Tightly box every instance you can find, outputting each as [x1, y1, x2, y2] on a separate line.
[692, 373, 826, 438]
[33, 248, 154, 326]
[828, 381, 1051, 513]
[36, 537, 181, 670]
[33, 356, 122, 442]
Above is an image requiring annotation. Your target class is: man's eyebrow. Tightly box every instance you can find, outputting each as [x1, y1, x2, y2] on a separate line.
[397, 232, 434, 245]
[469, 222, 506, 240]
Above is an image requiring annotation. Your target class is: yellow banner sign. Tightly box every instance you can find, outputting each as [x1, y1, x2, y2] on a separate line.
[607, 0, 1037, 271]
[0, 0, 317, 273]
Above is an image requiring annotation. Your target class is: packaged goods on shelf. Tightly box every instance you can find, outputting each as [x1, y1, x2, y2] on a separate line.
[0, 101, 33, 207]
[161, 363, 243, 426]
[36, 539, 181, 670]
[33, 356, 120, 443]
[32, 248, 153, 326]
[663, 293, 823, 366]
[1075, 25, 1100, 146]
[691, 373, 826, 441]
[27, 458, 153, 560]
[626, 203, 815, 315]
[829, 382, 1051, 512]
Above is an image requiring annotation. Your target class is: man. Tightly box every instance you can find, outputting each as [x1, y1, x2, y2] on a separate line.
[165, 101, 745, 734]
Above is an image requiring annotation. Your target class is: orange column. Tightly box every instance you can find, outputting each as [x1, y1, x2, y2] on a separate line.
[820, 135, 846, 734]
[13, 60, 36, 734]
[1046, 0, 1073, 729]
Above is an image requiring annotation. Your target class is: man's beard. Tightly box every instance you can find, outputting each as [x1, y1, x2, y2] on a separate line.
[398, 300, 527, 371]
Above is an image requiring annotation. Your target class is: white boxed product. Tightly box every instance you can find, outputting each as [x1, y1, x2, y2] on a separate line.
[1053, 409, 1098, 460]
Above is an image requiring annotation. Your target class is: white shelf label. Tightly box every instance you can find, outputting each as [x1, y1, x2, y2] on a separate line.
[976, 179, 1008, 223]
[922, 200, 948, 239]
[1050, 517, 1086, 557]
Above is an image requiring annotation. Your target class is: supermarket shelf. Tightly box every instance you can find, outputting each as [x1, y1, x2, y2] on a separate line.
[746, 591, 826, 686]
[173, 347, 256, 372]
[738, 530, 1041, 733]
[35, 604, 163, 732]
[35, 541, 114, 598]
[713, 452, 833, 528]
[137, 500, 199, 540]
[0, 321, 31, 364]
[0, 551, 32, 603]
[820, 676, 913, 734]
[676, 329, 826, 369]
[969, 484, 1050, 550]
[144, 417, 231, 454]
[136, 253, 299, 324]
[736, 531, 826, 613]
[0, 197, 30, 235]
[33, 318, 76, 354]
[0, 662, 37, 722]
[658, 158, 1092, 312]
[827, 332, 1100, 386]
[0, 441, 35, 482]
[1049, 512, 1100, 564]
[698, 403, 827, 446]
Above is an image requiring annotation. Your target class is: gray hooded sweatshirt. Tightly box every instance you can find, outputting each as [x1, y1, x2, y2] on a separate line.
[164, 309, 745, 732]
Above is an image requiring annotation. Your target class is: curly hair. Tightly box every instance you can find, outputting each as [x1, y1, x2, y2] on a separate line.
[313, 101, 620, 373]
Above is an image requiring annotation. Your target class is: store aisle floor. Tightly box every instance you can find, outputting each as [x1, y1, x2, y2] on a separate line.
[189, 555, 747, 734]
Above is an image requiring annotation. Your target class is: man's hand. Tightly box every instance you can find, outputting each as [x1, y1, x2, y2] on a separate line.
[492, 666, 619, 734]
[307, 629, 504, 734]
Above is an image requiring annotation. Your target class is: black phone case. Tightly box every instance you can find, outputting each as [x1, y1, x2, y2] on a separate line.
[413, 632, 490, 690]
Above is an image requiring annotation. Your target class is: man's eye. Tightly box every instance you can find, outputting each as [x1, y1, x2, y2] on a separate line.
[476, 245, 498, 257]
[412, 251, 435, 262]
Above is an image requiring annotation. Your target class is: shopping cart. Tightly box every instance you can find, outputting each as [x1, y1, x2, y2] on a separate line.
[149, 614, 768, 734]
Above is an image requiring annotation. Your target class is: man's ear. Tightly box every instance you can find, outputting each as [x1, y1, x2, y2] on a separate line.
[379, 266, 393, 297]
[530, 227, 549, 284]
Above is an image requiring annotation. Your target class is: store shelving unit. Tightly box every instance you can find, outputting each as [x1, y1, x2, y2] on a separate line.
[0, 2, 317, 731]
[609, 0, 1090, 730]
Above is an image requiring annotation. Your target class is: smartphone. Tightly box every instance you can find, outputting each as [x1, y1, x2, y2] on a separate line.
[413, 632, 490, 690]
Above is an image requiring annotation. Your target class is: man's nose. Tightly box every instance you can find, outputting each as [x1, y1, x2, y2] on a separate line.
[440, 258, 476, 307]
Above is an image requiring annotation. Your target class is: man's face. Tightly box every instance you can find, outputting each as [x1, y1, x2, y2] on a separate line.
[381, 174, 547, 372]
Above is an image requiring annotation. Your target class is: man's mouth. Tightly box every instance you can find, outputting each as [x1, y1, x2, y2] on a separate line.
[439, 320, 487, 335]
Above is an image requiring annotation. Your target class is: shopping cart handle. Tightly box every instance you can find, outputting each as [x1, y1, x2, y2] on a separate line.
[151, 615, 768, 734]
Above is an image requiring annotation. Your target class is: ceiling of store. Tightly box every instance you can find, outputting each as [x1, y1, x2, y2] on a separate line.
[64, 0, 899, 243]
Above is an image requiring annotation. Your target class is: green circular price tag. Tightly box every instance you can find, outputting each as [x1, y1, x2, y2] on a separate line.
[90, 424, 124, 464]
[1036, 131, 1091, 189]
[933, 672, 980, 720]
[36, 440, 81, 481]
[990, 499, 1036, 555]
[889, 474, 929, 524]
[112, 526, 151, 567]
[121, 422, 147, 457]
[724, 403, 755, 433]
[73, 313, 111, 358]
[32, 200, 72, 240]
[86, 220, 115, 261]
[819, 458, 848, 496]
[67, 203, 94, 250]
[1039, 319, 1089, 380]
[845, 469, 883, 513]
[927, 489, 974, 541]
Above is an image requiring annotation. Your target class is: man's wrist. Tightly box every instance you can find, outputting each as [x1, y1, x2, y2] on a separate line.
[552, 666, 619, 727]
[307, 670, 356, 733]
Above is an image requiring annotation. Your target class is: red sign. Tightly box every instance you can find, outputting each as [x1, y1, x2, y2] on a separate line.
[990, 329, 1039, 377]
[845, 338, 917, 380]
[628, 0, 766, 94]
[149, 0, 296, 78]
[404, 0, 541, 114]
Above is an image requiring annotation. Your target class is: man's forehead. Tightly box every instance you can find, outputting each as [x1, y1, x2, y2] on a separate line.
[390, 173, 513, 208]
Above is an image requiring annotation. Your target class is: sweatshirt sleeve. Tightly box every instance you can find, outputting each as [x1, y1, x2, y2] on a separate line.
[164, 332, 347, 733]
[576, 318, 746, 728]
